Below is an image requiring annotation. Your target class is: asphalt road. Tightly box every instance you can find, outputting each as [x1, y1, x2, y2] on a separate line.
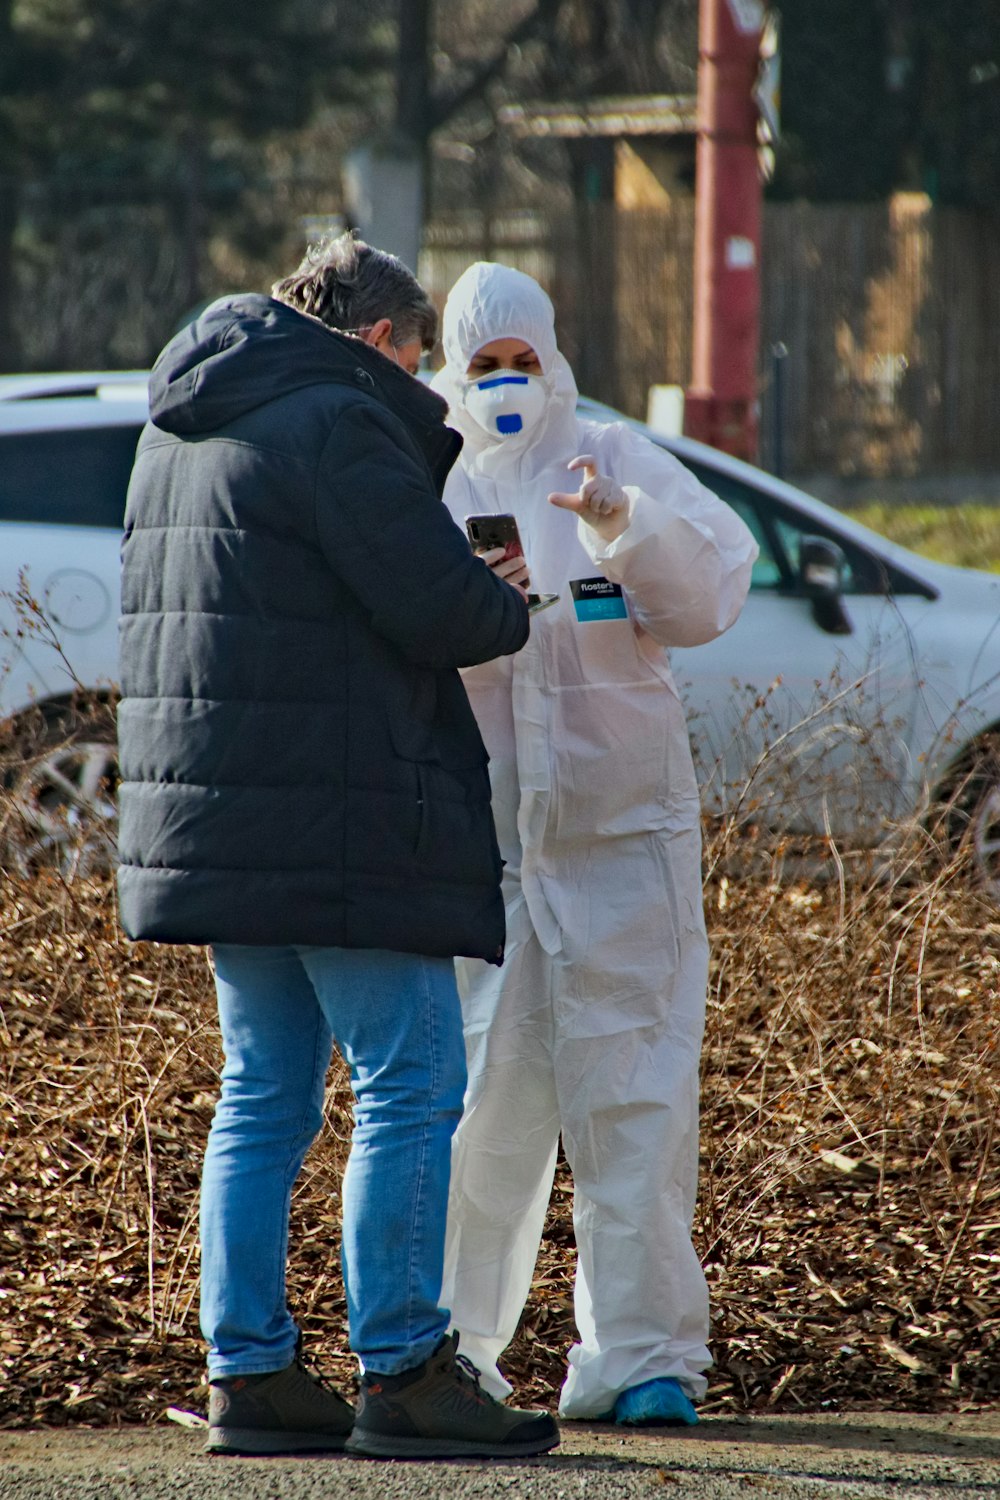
[2, 1411, 999, 1500]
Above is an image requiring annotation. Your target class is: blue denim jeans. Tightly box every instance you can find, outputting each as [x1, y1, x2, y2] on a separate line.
[200, 944, 467, 1379]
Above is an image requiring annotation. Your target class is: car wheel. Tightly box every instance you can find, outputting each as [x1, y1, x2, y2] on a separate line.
[1, 701, 118, 879]
[938, 734, 1000, 899]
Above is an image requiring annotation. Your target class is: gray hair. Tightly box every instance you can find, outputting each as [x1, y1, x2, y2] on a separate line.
[272, 232, 437, 351]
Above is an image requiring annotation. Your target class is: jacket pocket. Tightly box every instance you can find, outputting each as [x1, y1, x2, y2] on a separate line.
[414, 762, 430, 858]
[387, 707, 487, 771]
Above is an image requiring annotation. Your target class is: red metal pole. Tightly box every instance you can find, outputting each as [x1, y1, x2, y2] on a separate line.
[685, 0, 763, 460]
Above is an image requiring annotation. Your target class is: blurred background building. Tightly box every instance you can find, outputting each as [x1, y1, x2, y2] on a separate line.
[1, 0, 998, 480]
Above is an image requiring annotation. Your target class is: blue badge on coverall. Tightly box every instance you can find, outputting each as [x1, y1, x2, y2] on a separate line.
[570, 577, 628, 622]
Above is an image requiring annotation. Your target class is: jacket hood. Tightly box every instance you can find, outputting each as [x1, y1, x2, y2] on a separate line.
[431, 262, 580, 481]
[149, 293, 448, 438]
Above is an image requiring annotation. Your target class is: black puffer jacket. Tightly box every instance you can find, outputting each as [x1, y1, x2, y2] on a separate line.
[117, 294, 528, 961]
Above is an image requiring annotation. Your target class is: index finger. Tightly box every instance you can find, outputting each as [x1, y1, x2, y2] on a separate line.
[566, 453, 597, 479]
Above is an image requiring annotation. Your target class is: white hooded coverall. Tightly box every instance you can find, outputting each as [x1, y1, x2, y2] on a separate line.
[432, 263, 757, 1418]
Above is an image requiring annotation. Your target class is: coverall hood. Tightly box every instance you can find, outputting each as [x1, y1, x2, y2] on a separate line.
[432, 262, 580, 479]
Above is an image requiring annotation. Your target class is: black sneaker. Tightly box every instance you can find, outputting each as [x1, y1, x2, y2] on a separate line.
[207, 1342, 355, 1455]
[346, 1332, 559, 1459]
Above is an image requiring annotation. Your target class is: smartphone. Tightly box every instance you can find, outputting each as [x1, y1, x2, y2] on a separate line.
[465, 514, 559, 614]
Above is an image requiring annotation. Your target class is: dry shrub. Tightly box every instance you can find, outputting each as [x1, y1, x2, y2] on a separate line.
[0, 705, 998, 1428]
[694, 822, 999, 1414]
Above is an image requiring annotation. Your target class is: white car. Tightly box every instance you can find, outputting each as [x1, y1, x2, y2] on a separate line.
[3, 374, 1000, 883]
[0, 374, 147, 873]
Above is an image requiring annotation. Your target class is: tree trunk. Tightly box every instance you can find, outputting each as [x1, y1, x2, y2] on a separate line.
[0, 168, 22, 372]
[0, 0, 23, 371]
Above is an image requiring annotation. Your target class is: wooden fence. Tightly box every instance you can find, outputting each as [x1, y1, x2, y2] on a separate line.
[8, 183, 1000, 478]
[422, 197, 1000, 478]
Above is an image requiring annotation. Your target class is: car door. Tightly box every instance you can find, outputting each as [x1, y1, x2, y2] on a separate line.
[669, 461, 938, 841]
[0, 413, 141, 719]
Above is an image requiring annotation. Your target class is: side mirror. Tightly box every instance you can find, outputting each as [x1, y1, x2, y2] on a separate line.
[799, 536, 853, 635]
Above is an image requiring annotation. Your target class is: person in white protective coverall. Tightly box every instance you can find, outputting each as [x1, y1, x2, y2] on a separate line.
[431, 262, 758, 1426]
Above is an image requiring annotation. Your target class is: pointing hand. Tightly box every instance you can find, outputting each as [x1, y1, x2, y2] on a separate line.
[548, 455, 630, 542]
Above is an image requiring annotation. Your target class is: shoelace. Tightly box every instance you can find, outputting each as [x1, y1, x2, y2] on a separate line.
[292, 1338, 350, 1406]
[454, 1351, 490, 1399]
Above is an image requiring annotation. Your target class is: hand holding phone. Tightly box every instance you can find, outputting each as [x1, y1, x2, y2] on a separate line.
[466, 514, 559, 615]
[478, 544, 531, 593]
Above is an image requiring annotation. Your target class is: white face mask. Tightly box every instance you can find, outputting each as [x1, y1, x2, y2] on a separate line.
[462, 369, 548, 441]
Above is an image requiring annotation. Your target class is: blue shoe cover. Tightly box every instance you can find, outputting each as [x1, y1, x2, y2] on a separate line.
[614, 1377, 699, 1426]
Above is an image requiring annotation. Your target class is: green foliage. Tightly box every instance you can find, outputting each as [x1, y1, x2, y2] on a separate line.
[0, 0, 398, 368]
[776, 0, 900, 201]
[4, 0, 372, 172]
[848, 503, 1000, 574]
[775, 0, 1000, 209]
[908, 0, 1000, 208]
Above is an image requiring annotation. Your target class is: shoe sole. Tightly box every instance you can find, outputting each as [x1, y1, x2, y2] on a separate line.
[345, 1429, 560, 1459]
[207, 1427, 350, 1456]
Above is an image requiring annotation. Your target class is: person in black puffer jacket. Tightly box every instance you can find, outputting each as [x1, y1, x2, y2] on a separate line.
[117, 234, 557, 1460]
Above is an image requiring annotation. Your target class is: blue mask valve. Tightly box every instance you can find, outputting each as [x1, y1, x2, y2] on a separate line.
[496, 414, 523, 434]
